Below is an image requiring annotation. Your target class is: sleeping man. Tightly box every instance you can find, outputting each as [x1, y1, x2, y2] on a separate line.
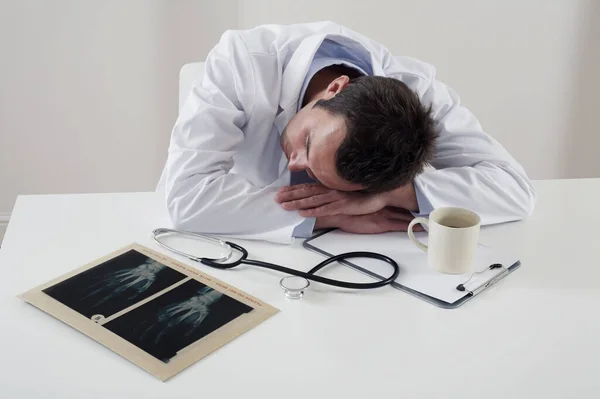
[158, 21, 535, 244]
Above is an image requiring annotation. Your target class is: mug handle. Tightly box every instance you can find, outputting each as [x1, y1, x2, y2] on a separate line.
[408, 217, 429, 252]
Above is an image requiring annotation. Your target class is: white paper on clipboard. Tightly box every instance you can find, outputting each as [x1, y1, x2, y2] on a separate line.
[305, 229, 519, 304]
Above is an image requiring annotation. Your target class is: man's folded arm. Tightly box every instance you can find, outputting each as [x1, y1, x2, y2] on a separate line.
[390, 65, 536, 224]
[163, 31, 307, 244]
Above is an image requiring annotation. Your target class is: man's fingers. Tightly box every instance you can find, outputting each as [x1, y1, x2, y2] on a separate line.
[385, 206, 415, 216]
[275, 184, 330, 203]
[382, 219, 426, 232]
[383, 208, 416, 222]
[386, 217, 424, 231]
[298, 202, 342, 217]
[277, 183, 324, 194]
[277, 183, 311, 193]
[389, 213, 415, 223]
[384, 220, 411, 231]
[382, 208, 424, 231]
[280, 193, 336, 211]
[410, 224, 425, 232]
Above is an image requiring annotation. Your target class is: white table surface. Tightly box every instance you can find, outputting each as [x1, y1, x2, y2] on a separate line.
[1, 179, 599, 398]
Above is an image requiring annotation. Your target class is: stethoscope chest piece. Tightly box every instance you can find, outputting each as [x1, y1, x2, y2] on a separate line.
[280, 276, 310, 300]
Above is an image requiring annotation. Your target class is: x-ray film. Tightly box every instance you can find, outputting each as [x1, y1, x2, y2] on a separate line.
[18, 243, 279, 381]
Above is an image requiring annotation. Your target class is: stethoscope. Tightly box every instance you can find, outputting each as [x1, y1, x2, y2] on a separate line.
[151, 228, 399, 299]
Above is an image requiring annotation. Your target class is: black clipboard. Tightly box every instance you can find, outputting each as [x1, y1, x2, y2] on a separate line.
[303, 229, 521, 309]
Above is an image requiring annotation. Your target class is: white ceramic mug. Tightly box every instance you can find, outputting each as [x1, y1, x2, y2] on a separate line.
[407, 207, 481, 274]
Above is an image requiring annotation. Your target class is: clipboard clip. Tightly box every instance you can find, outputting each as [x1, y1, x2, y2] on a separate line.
[456, 263, 509, 296]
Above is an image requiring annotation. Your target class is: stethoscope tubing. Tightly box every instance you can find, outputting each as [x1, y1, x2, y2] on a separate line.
[201, 241, 400, 289]
[152, 228, 400, 290]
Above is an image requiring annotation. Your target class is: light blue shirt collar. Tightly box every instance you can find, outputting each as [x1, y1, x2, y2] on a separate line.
[297, 38, 372, 112]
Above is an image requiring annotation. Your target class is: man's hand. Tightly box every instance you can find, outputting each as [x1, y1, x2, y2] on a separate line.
[315, 207, 424, 234]
[385, 181, 419, 212]
[274, 183, 386, 217]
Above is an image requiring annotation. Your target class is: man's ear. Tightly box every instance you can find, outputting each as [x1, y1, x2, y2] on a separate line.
[322, 75, 350, 100]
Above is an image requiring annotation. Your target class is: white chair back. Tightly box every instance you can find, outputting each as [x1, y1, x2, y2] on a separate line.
[157, 62, 205, 191]
[178, 62, 205, 111]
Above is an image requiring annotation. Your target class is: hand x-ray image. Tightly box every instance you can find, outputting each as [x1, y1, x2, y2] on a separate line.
[42, 248, 254, 364]
[43, 249, 186, 319]
[23, 244, 278, 381]
[104, 279, 253, 363]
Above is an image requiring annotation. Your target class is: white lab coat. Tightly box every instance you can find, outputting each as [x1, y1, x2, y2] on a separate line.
[159, 21, 536, 244]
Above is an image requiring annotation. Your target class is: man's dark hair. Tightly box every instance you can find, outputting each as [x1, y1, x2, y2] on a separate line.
[315, 75, 439, 193]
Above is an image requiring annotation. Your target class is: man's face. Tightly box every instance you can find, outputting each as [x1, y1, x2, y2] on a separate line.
[280, 103, 363, 191]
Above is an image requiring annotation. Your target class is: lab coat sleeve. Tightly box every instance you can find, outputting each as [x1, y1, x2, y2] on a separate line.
[410, 74, 537, 225]
[163, 31, 307, 244]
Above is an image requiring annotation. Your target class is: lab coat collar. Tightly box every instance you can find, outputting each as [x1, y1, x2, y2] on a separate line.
[278, 33, 380, 110]
[278, 34, 327, 110]
[274, 33, 328, 143]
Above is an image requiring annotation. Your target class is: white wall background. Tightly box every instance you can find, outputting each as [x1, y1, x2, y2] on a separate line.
[0, 0, 237, 241]
[238, 0, 600, 181]
[1, 0, 599, 241]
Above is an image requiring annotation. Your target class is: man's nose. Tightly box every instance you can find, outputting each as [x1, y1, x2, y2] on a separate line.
[288, 152, 307, 172]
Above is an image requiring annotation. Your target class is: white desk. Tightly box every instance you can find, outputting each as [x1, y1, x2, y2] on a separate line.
[1, 179, 599, 398]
